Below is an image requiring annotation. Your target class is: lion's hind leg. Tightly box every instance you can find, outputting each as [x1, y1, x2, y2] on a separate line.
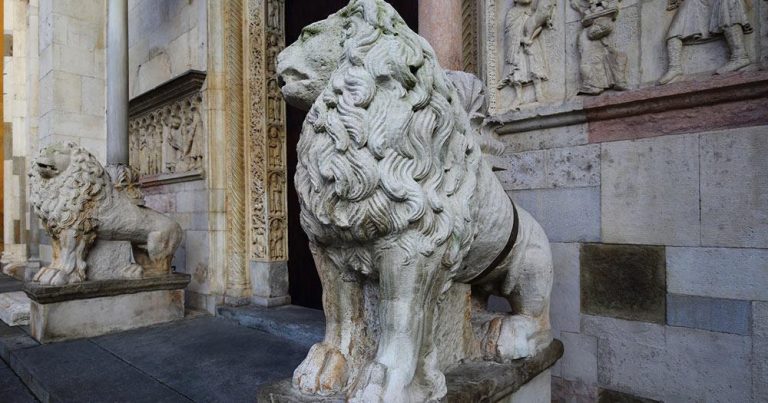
[481, 207, 553, 362]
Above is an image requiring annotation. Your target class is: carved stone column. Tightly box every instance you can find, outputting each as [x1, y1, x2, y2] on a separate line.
[419, 0, 464, 70]
[107, 0, 129, 165]
[244, 0, 290, 307]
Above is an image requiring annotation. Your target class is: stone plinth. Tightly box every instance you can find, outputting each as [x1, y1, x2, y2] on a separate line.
[24, 274, 190, 343]
[257, 339, 563, 403]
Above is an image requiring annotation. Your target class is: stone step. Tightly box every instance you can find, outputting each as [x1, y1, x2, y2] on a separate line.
[217, 304, 324, 349]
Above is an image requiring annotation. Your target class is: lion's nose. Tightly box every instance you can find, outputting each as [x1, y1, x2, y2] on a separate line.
[277, 74, 286, 89]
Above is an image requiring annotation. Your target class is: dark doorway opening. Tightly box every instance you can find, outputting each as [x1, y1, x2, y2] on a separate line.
[285, 0, 418, 309]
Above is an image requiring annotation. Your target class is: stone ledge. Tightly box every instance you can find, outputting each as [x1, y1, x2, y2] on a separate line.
[138, 169, 205, 188]
[257, 339, 564, 402]
[23, 273, 191, 304]
[128, 70, 206, 117]
[487, 71, 768, 141]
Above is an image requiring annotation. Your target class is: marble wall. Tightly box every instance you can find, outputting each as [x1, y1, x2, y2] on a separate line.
[127, 0, 214, 312]
[479, 1, 768, 400]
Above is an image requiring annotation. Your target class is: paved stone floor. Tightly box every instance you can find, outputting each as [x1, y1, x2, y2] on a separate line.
[0, 311, 319, 402]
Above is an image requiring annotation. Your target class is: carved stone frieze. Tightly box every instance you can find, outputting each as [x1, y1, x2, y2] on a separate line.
[497, 0, 556, 108]
[128, 71, 206, 184]
[659, 0, 755, 84]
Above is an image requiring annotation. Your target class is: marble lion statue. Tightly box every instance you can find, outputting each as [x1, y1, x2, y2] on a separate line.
[28, 142, 182, 286]
[277, 0, 553, 401]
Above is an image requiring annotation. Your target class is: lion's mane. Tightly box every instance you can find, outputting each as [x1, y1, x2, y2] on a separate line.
[296, 0, 481, 274]
[29, 143, 113, 238]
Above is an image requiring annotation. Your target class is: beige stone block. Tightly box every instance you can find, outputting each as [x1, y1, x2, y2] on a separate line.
[501, 123, 588, 153]
[53, 71, 82, 113]
[54, 44, 95, 77]
[700, 126, 768, 248]
[550, 243, 580, 334]
[497, 150, 547, 190]
[601, 135, 700, 246]
[30, 289, 184, 343]
[65, 16, 101, 50]
[79, 137, 106, 163]
[547, 144, 600, 188]
[39, 72, 54, 116]
[560, 332, 597, 386]
[136, 51, 172, 95]
[52, 0, 105, 24]
[0, 292, 30, 326]
[81, 76, 105, 116]
[167, 31, 193, 78]
[129, 38, 150, 98]
[56, 112, 105, 140]
[39, 45, 54, 79]
[185, 230, 210, 290]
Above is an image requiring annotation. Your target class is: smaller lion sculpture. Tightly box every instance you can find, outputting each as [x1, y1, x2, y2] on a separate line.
[29, 142, 182, 286]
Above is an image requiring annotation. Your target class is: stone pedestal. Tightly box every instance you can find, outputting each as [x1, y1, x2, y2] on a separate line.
[24, 274, 190, 343]
[257, 339, 563, 403]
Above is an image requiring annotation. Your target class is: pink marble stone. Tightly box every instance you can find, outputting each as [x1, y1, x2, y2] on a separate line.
[584, 71, 768, 143]
[419, 0, 463, 71]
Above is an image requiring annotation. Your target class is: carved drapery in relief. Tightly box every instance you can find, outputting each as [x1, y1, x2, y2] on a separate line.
[128, 71, 206, 183]
[246, 0, 288, 262]
[129, 94, 204, 177]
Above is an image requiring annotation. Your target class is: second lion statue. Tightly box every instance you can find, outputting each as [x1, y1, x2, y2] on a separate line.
[277, 0, 554, 401]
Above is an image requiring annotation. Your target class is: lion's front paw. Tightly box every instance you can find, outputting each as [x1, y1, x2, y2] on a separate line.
[33, 267, 71, 286]
[292, 343, 348, 396]
[482, 315, 549, 362]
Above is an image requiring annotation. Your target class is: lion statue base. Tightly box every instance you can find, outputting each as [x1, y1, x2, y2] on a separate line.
[28, 143, 182, 286]
[276, 1, 555, 401]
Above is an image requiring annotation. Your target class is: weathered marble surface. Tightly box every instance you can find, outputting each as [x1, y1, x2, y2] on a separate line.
[25, 273, 190, 343]
[28, 143, 183, 286]
[0, 292, 30, 326]
[257, 340, 563, 403]
[276, 0, 556, 401]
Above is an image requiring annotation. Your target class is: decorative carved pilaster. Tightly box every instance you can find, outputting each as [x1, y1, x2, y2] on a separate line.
[224, 0, 249, 299]
[461, 0, 479, 74]
[245, 0, 288, 262]
[484, 0, 500, 114]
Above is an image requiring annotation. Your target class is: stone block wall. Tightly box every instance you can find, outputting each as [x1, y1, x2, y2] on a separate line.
[127, 0, 214, 312]
[493, 76, 768, 401]
[479, 0, 768, 399]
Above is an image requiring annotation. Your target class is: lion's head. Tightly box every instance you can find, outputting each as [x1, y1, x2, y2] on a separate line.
[29, 142, 111, 236]
[31, 142, 76, 180]
[278, 0, 481, 272]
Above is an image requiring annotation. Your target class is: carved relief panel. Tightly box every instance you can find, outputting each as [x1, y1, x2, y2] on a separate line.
[484, 0, 566, 114]
[245, 0, 288, 262]
[128, 72, 207, 184]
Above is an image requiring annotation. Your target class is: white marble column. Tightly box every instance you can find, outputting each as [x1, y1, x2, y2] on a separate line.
[107, 0, 129, 165]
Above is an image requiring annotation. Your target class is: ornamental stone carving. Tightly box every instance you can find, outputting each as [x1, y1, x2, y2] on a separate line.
[28, 143, 183, 286]
[659, 0, 754, 84]
[498, 0, 557, 107]
[277, 0, 554, 401]
[129, 93, 204, 178]
[570, 0, 628, 95]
